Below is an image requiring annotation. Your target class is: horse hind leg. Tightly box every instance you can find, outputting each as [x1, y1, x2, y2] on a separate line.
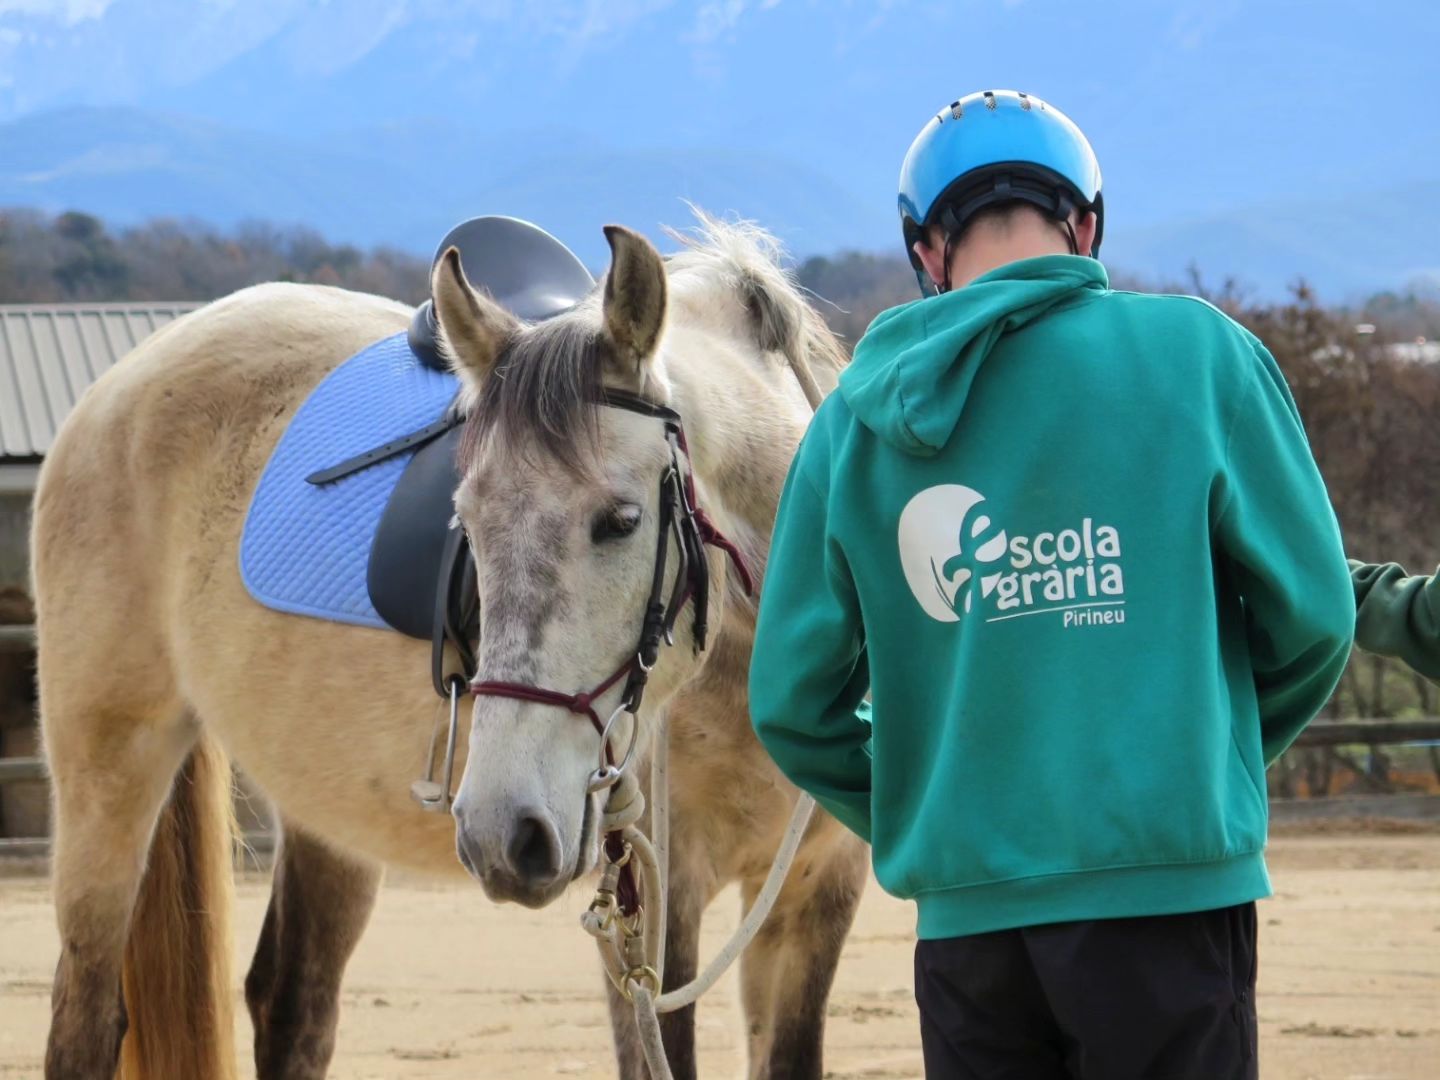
[739, 831, 868, 1080]
[43, 694, 215, 1079]
[245, 821, 383, 1080]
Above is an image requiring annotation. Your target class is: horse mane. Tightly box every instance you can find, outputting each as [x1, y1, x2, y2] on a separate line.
[461, 208, 846, 474]
[665, 209, 849, 386]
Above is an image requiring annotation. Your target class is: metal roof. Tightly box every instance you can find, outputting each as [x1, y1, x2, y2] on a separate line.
[0, 302, 202, 460]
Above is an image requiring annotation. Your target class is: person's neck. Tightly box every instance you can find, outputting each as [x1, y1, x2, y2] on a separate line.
[947, 229, 1071, 291]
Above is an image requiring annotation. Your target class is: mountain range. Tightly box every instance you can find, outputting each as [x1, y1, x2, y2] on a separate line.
[3, 105, 1435, 300]
[1, 1, 1436, 299]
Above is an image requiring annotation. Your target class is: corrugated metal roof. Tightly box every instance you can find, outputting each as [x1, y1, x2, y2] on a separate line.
[0, 302, 202, 459]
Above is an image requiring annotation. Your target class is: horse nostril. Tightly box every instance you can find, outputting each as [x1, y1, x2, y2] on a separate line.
[506, 811, 562, 884]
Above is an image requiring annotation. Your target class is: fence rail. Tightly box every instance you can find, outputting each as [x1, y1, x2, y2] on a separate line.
[1296, 718, 1440, 747]
[3, 715, 1439, 858]
[1271, 792, 1440, 823]
[0, 624, 36, 650]
[0, 756, 43, 783]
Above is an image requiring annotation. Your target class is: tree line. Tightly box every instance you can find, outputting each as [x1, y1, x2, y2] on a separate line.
[0, 209, 429, 305]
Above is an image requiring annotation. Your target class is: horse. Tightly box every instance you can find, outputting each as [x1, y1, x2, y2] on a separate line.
[31, 213, 870, 1080]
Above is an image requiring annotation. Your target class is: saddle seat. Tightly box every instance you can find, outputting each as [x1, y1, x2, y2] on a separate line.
[407, 215, 597, 370]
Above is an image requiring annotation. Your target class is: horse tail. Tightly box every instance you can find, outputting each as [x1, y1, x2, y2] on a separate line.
[118, 730, 237, 1080]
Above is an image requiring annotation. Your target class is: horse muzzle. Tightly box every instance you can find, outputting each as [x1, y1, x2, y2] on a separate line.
[451, 795, 576, 907]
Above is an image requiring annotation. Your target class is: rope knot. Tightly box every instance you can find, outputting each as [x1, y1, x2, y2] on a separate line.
[601, 771, 647, 832]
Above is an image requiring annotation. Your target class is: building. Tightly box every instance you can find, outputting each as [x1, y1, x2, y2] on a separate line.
[1385, 339, 1440, 365]
[1, 302, 201, 844]
[1, 302, 202, 586]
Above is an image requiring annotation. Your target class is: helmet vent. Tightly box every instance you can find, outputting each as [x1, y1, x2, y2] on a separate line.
[951, 103, 964, 120]
[983, 91, 997, 110]
[1018, 92, 1032, 111]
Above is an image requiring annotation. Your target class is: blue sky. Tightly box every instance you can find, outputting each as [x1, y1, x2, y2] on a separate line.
[1, 0, 1437, 285]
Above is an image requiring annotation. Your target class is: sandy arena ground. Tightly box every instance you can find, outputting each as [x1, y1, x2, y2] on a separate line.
[1, 832, 1438, 1079]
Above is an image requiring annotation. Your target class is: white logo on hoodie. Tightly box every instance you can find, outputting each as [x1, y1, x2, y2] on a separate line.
[898, 485, 1127, 626]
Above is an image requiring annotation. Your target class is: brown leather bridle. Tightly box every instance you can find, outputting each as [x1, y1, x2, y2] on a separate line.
[467, 389, 754, 911]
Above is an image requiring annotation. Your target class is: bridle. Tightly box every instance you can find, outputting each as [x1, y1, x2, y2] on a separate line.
[465, 389, 754, 908]
[469, 389, 752, 757]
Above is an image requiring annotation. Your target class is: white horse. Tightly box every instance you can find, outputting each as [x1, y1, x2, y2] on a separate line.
[32, 214, 869, 1079]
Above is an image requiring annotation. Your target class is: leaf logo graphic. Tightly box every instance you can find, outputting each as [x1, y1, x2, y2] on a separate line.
[897, 485, 1009, 622]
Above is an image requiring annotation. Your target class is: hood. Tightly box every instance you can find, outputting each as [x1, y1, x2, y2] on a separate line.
[839, 255, 1108, 455]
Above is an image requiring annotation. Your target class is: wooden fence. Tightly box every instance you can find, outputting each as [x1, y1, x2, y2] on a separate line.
[2, 616, 1439, 857]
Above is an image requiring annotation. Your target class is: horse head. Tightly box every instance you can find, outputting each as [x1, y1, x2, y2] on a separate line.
[433, 218, 838, 906]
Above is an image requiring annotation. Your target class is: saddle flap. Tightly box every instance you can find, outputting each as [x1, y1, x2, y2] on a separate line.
[368, 423, 468, 640]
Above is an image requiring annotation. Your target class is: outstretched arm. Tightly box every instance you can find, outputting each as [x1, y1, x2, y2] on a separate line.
[1350, 560, 1440, 682]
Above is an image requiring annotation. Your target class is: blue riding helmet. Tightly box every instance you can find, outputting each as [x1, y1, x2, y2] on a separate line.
[899, 89, 1103, 293]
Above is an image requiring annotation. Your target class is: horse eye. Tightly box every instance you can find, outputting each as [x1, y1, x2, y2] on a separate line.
[591, 504, 642, 544]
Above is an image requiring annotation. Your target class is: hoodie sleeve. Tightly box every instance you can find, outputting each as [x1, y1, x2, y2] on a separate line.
[749, 456, 873, 842]
[1213, 341, 1355, 764]
[1350, 560, 1440, 681]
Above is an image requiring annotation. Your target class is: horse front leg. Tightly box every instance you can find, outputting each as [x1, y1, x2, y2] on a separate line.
[244, 821, 383, 1080]
[739, 824, 868, 1080]
[605, 851, 706, 1080]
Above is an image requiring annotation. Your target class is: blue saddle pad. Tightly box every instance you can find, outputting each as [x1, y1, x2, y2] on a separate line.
[240, 333, 459, 629]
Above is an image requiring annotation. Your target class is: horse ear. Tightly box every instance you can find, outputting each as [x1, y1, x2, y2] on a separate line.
[600, 225, 667, 376]
[431, 246, 518, 390]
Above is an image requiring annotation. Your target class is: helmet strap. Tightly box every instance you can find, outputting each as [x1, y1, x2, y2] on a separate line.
[936, 205, 963, 294]
[934, 193, 1078, 293]
[1053, 191, 1079, 256]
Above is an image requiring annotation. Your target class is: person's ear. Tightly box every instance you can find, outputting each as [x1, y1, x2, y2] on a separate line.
[1073, 210, 1099, 258]
[913, 236, 948, 287]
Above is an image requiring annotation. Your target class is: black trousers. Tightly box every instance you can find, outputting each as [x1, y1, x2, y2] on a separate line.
[914, 904, 1258, 1079]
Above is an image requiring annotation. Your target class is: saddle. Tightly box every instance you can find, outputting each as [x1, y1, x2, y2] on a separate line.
[406, 215, 596, 370]
[307, 216, 595, 693]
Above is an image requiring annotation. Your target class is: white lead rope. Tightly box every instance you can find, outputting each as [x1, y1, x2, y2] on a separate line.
[605, 347, 830, 1080]
[651, 713, 670, 979]
[629, 791, 817, 1080]
[653, 794, 815, 1013]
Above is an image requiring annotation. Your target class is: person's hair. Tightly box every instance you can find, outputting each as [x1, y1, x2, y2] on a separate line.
[929, 199, 1046, 249]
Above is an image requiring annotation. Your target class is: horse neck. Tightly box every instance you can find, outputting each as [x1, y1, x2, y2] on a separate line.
[665, 339, 811, 718]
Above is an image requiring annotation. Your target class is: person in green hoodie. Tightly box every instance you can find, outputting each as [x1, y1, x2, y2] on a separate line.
[1351, 560, 1440, 680]
[749, 89, 1356, 1079]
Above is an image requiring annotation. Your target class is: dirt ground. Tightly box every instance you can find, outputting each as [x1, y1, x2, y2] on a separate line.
[1, 832, 1438, 1079]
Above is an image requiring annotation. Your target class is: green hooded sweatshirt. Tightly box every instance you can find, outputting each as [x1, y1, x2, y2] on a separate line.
[1350, 560, 1440, 681]
[750, 255, 1355, 939]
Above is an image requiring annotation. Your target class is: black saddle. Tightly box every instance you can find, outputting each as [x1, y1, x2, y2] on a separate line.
[308, 216, 595, 694]
[407, 215, 596, 371]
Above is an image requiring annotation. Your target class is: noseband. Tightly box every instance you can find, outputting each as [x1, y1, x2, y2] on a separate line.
[469, 389, 754, 790]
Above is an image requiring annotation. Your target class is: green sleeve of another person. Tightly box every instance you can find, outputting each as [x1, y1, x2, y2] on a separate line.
[1350, 560, 1440, 682]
